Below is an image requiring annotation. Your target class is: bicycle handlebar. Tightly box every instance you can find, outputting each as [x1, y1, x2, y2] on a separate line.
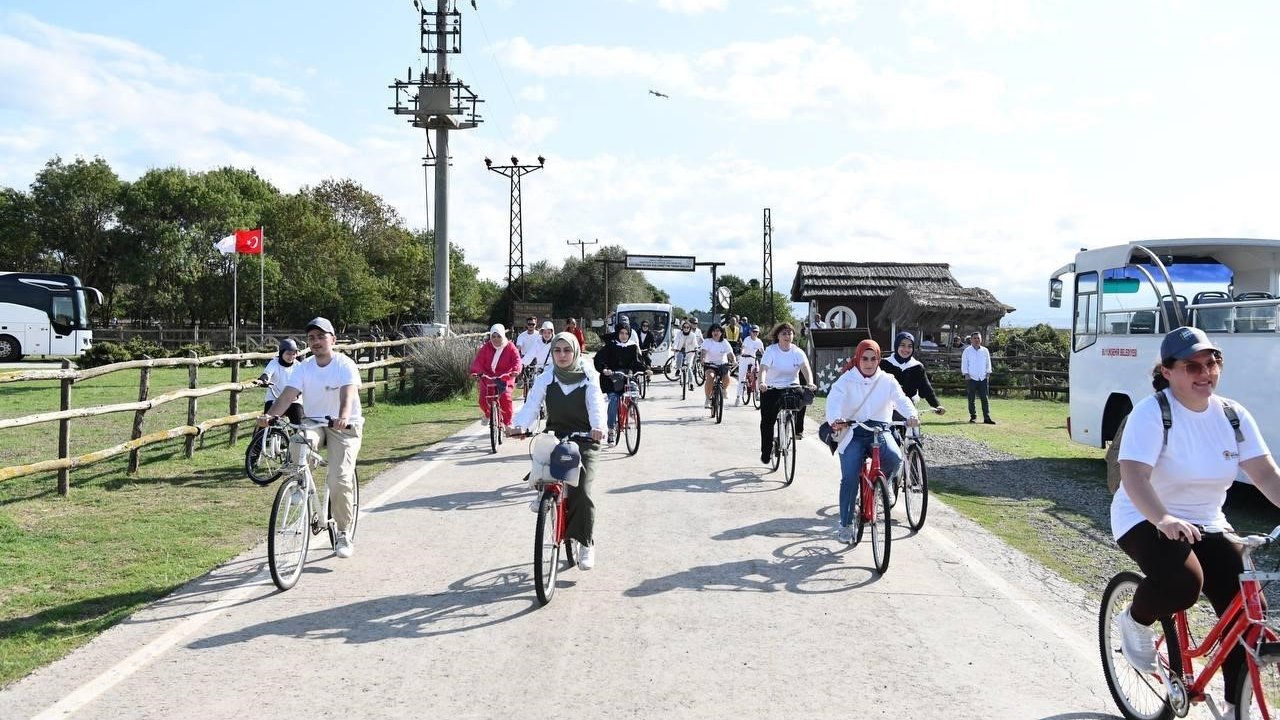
[1222, 524, 1280, 550]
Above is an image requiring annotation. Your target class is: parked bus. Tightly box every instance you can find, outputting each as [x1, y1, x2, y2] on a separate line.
[0, 272, 102, 361]
[1048, 238, 1280, 455]
[614, 302, 675, 370]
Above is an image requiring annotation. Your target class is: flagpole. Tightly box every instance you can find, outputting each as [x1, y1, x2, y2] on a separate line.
[259, 225, 265, 347]
[232, 252, 239, 351]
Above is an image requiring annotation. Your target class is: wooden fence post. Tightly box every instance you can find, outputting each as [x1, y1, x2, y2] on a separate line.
[127, 366, 152, 474]
[185, 353, 198, 458]
[229, 351, 240, 444]
[398, 362, 406, 395]
[367, 366, 376, 407]
[57, 360, 72, 496]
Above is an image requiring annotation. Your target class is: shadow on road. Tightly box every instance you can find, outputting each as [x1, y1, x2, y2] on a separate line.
[1036, 714, 1122, 719]
[188, 564, 541, 648]
[370, 481, 529, 514]
[610, 467, 785, 495]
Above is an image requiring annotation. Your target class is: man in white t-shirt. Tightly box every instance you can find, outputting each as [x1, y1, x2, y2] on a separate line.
[961, 332, 994, 424]
[514, 316, 542, 399]
[259, 316, 363, 559]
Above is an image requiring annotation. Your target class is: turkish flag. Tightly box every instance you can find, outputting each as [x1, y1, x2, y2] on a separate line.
[235, 228, 264, 254]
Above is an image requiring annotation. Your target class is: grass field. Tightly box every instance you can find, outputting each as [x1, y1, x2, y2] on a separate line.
[0, 366, 475, 686]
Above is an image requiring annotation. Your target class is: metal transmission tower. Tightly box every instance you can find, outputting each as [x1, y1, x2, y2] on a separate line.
[484, 156, 544, 301]
[762, 208, 775, 328]
[388, 0, 483, 330]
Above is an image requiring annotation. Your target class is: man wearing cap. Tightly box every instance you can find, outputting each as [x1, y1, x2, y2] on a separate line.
[258, 317, 363, 559]
[470, 324, 523, 428]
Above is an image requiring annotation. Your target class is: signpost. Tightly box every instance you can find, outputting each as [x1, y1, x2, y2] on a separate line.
[625, 255, 696, 272]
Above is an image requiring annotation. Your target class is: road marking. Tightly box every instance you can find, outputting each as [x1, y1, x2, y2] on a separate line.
[922, 522, 1098, 664]
[29, 429, 481, 720]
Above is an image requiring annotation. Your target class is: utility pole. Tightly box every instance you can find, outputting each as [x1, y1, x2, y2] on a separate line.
[388, 0, 483, 332]
[594, 257, 625, 324]
[485, 156, 545, 301]
[762, 208, 775, 328]
[695, 261, 725, 318]
[567, 237, 598, 261]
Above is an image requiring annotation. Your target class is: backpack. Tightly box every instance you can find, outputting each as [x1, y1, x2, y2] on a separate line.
[1105, 393, 1244, 493]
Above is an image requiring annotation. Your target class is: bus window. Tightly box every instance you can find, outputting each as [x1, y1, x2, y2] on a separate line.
[1074, 271, 1098, 351]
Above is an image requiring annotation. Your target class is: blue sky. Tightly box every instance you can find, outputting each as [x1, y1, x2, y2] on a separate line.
[4, 0, 1280, 327]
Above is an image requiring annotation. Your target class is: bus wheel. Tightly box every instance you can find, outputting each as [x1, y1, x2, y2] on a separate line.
[0, 335, 21, 362]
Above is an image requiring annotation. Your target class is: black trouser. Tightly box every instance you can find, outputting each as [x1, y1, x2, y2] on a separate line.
[1118, 522, 1246, 702]
[262, 400, 304, 424]
[565, 438, 599, 546]
[966, 378, 991, 419]
[759, 389, 806, 458]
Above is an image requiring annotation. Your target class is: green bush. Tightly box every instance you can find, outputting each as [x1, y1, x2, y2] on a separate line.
[403, 338, 476, 402]
[78, 341, 132, 368]
[122, 336, 167, 360]
[174, 342, 214, 357]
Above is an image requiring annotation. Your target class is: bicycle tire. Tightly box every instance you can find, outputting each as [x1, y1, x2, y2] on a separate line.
[533, 491, 561, 605]
[714, 382, 724, 423]
[903, 444, 929, 531]
[852, 479, 866, 546]
[327, 468, 360, 549]
[1098, 571, 1180, 720]
[663, 356, 678, 382]
[624, 402, 641, 456]
[245, 427, 289, 486]
[639, 373, 648, 399]
[782, 415, 796, 486]
[268, 477, 310, 591]
[870, 476, 892, 574]
[771, 415, 783, 472]
[489, 400, 499, 454]
[751, 379, 760, 409]
[693, 362, 705, 387]
[681, 371, 687, 401]
[1235, 628, 1280, 719]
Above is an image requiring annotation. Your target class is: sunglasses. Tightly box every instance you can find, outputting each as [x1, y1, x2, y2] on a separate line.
[1177, 357, 1222, 375]
[526, 323, 536, 327]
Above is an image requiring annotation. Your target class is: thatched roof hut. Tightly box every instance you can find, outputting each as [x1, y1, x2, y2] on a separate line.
[874, 285, 1015, 329]
[789, 261, 957, 301]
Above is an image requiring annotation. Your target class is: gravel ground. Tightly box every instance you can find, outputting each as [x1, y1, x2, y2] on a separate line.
[923, 433, 1129, 598]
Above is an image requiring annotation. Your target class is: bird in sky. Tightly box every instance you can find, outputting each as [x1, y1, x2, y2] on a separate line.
[648, 90, 669, 99]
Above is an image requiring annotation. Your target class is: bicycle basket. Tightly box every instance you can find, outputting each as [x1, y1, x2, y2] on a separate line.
[781, 390, 805, 411]
[527, 434, 581, 487]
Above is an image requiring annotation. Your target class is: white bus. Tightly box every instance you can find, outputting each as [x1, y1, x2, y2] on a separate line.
[0, 272, 102, 361]
[614, 302, 675, 370]
[1048, 238, 1280, 453]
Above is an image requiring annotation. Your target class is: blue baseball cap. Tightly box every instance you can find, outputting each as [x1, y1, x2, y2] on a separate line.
[1160, 326, 1221, 363]
[549, 439, 582, 484]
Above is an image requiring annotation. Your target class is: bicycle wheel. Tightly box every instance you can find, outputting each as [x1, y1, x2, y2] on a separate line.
[751, 379, 760, 409]
[782, 415, 797, 486]
[869, 476, 892, 574]
[268, 477, 310, 591]
[851, 479, 865, 546]
[488, 400, 499, 454]
[245, 427, 289, 486]
[714, 383, 724, 423]
[771, 416, 783, 472]
[903, 444, 929, 531]
[1235, 631, 1280, 719]
[624, 402, 641, 456]
[1099, 571, 1180, 720]
[639, 373, 649, 399]
[663, 356, 678, 382]
[693, 362, 705, 387]
[681, 371, 687, 400]
[533, 490, 562, 605]
[327, 468, 361, 548]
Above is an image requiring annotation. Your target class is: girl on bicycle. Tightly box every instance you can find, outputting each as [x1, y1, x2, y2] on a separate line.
[737, 325, 766, 405]
[826, 339, 918, 544]
[256, 338, 304, 424]
[469, 324, 522, 428]
[509, 333, 607, 570]
[593, 322, 648, 445]
[876, 332, 945, 417]
[758, 322, 817, 463]
[700, 324, 736, 409]
[1112, 327, 1280, 711]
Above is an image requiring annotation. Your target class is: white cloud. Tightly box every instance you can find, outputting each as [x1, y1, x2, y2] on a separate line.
[519, 84, 546, 102]
[654, 0, 728, 14]
[909, 35, 941, 53]
[903, 0, 1040, 39]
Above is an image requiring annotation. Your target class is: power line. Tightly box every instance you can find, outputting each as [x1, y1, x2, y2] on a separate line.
[567, 238, 598, 260]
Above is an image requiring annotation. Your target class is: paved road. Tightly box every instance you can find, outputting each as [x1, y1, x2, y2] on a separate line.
[4, 378, 1172, 719]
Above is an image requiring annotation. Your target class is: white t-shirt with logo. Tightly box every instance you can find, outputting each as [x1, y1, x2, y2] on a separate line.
[1111, 390, 1267, 539]
[285, 354, 364, 426]
[701, 338, 733, 365]
[761, 344, 808, 388]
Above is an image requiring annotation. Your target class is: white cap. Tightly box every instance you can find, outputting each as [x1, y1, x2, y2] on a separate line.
[489, 323, 506, 336]
[540, 321, 555, 331]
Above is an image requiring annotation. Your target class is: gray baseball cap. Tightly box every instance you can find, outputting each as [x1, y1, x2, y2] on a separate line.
[305, 317, 335, 335]
[1160, 326, 1220, 363]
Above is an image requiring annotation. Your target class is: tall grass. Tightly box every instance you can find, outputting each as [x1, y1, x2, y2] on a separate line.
[405, 337, 479, 402]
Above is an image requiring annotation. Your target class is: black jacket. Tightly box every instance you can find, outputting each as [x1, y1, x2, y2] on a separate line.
[880, 356, 941, 408]
[594, 342, 647, 393]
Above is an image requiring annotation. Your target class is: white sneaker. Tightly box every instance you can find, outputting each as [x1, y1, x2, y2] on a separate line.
[529, 497, 541, 513]
[578, 542, 596, 571]
[704, 398, 712, 409]
[836, 525, 854, 545]
[334, 532, 354, 559]
[1118, 607, 1157, 673]
[736, 394, 743, 406]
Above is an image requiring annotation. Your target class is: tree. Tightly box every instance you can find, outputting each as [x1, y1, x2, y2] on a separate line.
[0, 187, 44, 271]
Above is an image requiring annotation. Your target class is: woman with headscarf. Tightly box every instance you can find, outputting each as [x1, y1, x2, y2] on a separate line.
[877, 331, 946, 416]
[256, 338, 304, 424]
[825, 339, 919, 544]
[509, 333, 607, 569]
[470, 324, 523, 428]
[593, 323, 648, 445]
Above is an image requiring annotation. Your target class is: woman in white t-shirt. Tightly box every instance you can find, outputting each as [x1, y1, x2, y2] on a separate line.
[1111, 327, 1280, 711]
[700, 324, 736, 409]
[737, 325, 767, 405]
[256, 338, 304, 423]
[758, 323, 816, 463]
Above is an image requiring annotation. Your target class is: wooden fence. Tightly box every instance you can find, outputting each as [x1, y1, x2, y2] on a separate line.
[0, 336, 472, 494]
[916, 352, 1069, 399]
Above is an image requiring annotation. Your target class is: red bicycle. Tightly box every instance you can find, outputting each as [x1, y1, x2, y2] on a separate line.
[511, 429, 594, 606]
[1100, 525, 1280, 720]
[830, 419, 893, 575]
[613, 370, 643, 456]
[475, 373, 511, 454]
[742, 355, 761, 409]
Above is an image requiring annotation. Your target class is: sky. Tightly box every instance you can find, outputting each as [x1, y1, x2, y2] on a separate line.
[4, 0, 1280, 328]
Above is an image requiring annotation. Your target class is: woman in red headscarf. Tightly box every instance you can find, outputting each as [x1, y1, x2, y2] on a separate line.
[824, 339, 920, 544]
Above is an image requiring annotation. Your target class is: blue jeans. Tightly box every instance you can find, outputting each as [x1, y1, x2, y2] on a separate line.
[837, 424, 902, 527]
[607, 392, 622, 429]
